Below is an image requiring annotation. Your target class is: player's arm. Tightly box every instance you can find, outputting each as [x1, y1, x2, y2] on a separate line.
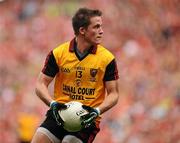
[81, 80, 119, 127]
[35, 51, 66, 126]
[35, 51, 58, 107]
[81, 59, 119, 127]
[98, 58, 119, 114]
[35, 72, 54, 107]
[98, 79, 119, 114]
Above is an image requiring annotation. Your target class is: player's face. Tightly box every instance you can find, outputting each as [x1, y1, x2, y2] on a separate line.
[84, 16, 103, 45]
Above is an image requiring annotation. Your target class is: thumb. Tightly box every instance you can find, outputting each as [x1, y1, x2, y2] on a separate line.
[82, 105, 92, 111]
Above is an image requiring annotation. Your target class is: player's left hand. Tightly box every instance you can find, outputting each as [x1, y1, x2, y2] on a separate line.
[81, 105, 100, 128]
[50, 101, 67, 126]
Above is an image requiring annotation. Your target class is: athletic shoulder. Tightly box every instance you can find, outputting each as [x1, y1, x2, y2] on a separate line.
[53, 41, 70, 53]
[52, 41, 70, 58]
[97, 45, 115, 62]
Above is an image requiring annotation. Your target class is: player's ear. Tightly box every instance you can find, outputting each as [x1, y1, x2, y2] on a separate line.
[79, 27, 86, 35]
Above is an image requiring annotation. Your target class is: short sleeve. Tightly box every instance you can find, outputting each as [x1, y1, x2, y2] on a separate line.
[42, 51, 59, 77]
[103, 59, 119, 81]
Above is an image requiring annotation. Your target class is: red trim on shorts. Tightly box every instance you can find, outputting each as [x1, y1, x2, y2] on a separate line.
[87, 123, 100, 143]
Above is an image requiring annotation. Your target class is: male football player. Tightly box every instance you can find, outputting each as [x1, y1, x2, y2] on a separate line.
[31, 7, 119, 143]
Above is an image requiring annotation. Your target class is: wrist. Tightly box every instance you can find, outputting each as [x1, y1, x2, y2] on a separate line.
[95, 107, 101, 115]
[50, 100, 56, 107]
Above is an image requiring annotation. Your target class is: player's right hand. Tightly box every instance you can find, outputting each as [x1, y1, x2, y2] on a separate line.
[81, 105, 100, 128]
[50, 101, 67, 126]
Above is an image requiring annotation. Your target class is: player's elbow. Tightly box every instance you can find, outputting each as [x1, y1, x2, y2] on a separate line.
[34, 80, 44, 97]
[113, 92, 119, 105]
[114, 80, 120, 105]
[35, 82, 40, 97]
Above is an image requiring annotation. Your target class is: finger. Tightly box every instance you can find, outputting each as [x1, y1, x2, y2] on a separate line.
[90, 112, 98, 117]
[85, 123, 91, 128]
[53, 110, 64, 125]
[60, 104, 67, 109]
[81, 114, 93, 122]
[82, 117, 94, 125]
[56, 104, 67, 109]
[53, 110, 60, 123]
[80, 115, 86, 120]
[82, 105, 89, 109]
[82, 105, 92, 111]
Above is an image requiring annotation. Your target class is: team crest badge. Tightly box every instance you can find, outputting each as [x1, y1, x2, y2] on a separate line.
[90, 68, 98, 82]
[74, 78, 81, 87]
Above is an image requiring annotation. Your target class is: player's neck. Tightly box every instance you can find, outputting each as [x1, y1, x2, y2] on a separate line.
[75, 37, 92, 54]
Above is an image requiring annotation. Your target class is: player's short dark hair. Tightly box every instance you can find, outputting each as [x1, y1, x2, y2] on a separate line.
[72, 8, 102, 35]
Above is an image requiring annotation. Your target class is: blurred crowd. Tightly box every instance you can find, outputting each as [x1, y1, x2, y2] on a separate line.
[0, 0, 179, 143]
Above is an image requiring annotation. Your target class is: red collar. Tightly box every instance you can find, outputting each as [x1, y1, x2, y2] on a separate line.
[69, 38, 97, 54]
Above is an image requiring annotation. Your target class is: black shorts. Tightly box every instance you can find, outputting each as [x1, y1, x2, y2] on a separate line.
[40, 109, 100, 143]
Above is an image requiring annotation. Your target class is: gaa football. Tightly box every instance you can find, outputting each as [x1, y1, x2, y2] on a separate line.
[58, 101, 88, 132]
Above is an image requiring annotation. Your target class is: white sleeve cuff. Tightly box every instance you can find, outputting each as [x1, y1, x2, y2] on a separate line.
[50, 100, 56, 107]
[95, 107, 101, 115]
